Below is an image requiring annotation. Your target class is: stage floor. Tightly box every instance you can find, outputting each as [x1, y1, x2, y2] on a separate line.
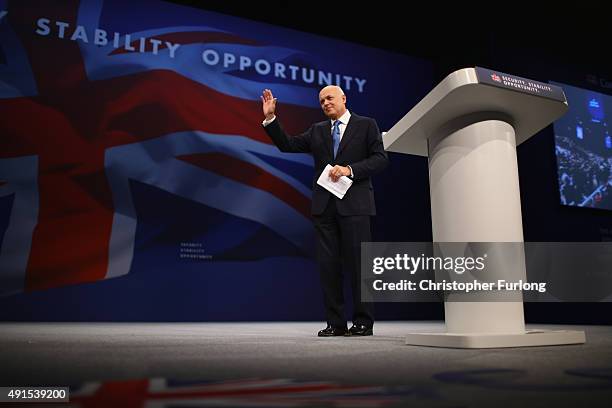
[1, 321, 611, 407]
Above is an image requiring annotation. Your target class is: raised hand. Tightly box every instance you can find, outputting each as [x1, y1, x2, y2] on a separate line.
[261, 89, 277, 120]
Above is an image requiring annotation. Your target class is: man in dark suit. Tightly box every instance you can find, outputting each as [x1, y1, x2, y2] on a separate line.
[261, 86, 388, 336]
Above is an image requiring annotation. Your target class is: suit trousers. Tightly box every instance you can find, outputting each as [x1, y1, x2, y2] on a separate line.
[313, 198, 374, 329]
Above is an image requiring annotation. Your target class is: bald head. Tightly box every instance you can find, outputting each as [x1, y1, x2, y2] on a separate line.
[320, 85, 345, 96]
[319, 86, 347, 120]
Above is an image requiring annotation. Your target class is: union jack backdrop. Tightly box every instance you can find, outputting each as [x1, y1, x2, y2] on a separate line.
[0, 0, 431, 319]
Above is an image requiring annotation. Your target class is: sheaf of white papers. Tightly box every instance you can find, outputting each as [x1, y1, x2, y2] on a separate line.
[316, 164, 353, 199]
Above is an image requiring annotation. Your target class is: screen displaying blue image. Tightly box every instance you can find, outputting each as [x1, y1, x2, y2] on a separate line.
[552, 82, 612, 210]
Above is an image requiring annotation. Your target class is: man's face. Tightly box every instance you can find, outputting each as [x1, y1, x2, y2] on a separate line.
[319, 87, 346, 120]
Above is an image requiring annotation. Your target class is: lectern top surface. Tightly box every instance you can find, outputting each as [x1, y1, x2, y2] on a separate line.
[383, 67, 568, 157]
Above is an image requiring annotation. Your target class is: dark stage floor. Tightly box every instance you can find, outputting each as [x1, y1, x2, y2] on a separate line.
[1, 321, 611, 407]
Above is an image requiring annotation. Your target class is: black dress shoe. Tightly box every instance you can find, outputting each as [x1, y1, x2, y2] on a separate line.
[346, 323, 373, 336]
[317, 325, 348, 337]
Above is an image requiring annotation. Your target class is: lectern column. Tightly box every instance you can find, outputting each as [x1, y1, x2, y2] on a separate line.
[427, 119, 525, 334]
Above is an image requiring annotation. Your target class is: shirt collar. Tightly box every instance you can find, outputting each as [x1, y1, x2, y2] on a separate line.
[332, 110, 351, 126]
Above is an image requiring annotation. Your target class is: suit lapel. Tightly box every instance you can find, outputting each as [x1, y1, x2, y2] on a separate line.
[336, 115, 357, 158]
[323, 121, 333, 159]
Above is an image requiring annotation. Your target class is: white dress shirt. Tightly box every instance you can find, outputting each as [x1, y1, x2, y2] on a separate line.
[331, 110, 351, 142]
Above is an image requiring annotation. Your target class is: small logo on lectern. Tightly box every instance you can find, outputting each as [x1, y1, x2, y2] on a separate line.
[491, 73, 501, 82]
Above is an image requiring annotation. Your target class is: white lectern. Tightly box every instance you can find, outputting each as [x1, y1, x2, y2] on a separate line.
[384, 67, 585, 348]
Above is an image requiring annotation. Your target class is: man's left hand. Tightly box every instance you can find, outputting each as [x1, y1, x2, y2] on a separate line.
[329, 165, 351, 182]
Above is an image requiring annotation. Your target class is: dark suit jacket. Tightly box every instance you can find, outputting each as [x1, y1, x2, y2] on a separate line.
[263, 113, 389, 216]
